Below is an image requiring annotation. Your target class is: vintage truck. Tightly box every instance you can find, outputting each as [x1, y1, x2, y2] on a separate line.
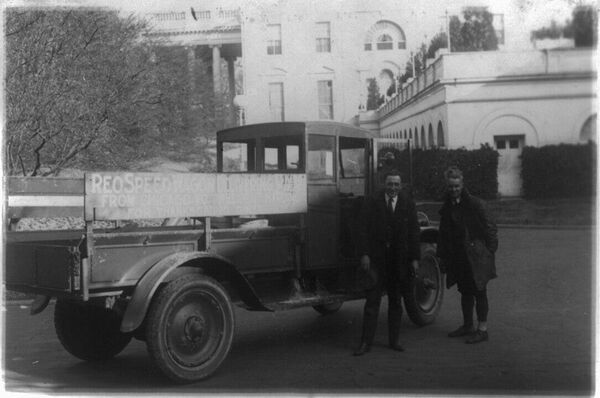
[5, 121, 442, 383]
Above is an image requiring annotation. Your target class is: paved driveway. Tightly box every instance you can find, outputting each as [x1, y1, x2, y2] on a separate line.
[3, 227, 594, 395]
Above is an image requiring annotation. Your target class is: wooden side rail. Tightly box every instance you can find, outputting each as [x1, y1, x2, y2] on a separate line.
[7, 177, 84, 219]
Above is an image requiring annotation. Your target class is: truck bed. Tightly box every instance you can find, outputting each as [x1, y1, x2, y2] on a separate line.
[5, 224, 299, 298]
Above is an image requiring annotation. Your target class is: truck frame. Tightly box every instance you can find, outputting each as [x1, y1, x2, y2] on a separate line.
[5, 121, 442, 383]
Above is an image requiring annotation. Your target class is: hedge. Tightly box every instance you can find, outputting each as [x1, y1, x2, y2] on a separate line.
[521, 142, 596, 198]
[379, 144, 499, 200]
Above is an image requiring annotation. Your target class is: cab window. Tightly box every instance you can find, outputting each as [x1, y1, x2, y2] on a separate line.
[339, 137, 367, 178]
[222, 140, 256, 172]
[262, 135, 303, 171]
[307, 134, 335, 181]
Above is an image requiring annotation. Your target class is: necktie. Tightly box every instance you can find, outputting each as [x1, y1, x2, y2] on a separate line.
[387, 196, 394, 214]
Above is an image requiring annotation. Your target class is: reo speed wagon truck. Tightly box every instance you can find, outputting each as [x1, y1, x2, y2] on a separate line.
[5, 121, 443, 383]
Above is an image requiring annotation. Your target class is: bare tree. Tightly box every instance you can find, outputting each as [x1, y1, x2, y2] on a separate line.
[6, 8, 223, 176]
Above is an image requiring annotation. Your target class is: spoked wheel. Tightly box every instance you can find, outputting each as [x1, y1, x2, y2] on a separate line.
[313, 301, 343, 315]
[54, 299, 132, 361]
[405, 243, 444, 326]
[146, 274, 234, 383]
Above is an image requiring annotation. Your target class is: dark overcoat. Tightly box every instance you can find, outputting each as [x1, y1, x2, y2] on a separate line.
[358, 190, 421, 280]
[436, 189, 498, 290]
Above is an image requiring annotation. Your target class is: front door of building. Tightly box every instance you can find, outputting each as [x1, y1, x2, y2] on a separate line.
[495, 135, 524, 197]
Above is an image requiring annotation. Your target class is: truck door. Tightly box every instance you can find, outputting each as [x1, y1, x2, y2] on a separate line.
[305, 134, 337, 268]
[338, 136, 369, 258]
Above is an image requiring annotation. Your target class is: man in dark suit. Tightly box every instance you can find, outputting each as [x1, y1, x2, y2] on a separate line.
[353, 170, 421, 356]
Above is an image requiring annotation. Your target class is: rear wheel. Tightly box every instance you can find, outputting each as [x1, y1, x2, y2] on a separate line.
[146, 274, 234, 383]
[404, 243, 444, 326]
[313, 301, 343, 315]
[54, 299, 132, 361]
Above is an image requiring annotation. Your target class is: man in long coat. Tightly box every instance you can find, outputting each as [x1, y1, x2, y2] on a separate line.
[353, 170, 420, 356]
[437, 166, 498, 344]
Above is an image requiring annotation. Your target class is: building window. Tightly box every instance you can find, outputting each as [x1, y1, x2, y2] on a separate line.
[437, 121, 445, 147]
[364, 43, 372, 51]
[376, 34, 394, 50]
[317, 80, 333, 119]
[493, 14, 505, 45]
[316, 22, 331, 52]
[421, 126, 426, 148]
[267, 24, 282, 55]
[268, 82, 284, 121]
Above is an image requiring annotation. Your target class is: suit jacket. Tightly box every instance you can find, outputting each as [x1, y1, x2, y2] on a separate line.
[358, 190, 421, 280]
[436, 188, 498, 290]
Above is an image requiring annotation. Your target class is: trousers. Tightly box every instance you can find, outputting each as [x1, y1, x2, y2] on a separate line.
[360, 247, 409, 345]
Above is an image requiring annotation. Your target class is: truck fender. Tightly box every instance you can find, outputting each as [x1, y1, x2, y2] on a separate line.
[120, 251, 270, 333]
[30, 294, 51, 315]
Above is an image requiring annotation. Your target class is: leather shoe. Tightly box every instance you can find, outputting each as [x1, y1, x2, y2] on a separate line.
[389, 342, 405, 352]
[465, 330, 488, 344]
[353, 342, 371, 356]
[448, 325, 476, 337]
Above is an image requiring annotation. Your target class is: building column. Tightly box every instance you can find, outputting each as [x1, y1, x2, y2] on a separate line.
[226, 56, 237, 126]
[226, 57, 236, 101]
[211, 44, 222, 94]
[186, 46, 197, 92]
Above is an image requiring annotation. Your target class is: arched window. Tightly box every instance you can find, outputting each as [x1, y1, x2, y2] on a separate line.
[409, 128, 412, 140]
[364, 21, 407, 51]
[377, 34, 394, 50]
[421, 126, 426, 148]
[428, 123, 434, 148]
[580, 114, 597, 142]
[437, 121, 445, 147]
[414, 127, 419, 147]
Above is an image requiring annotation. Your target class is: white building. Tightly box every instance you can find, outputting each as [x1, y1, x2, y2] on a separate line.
[145, 0, 532, 125]
[144, 0, 595, 197]
[236, 0, 532, 124]
[372, 48, 597, 196]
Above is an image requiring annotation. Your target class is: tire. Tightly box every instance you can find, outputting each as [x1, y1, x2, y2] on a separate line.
[54, 299, 132, 361]
[404, 243, 444, 326]
[313, 301, 343, 315]
[146, 274, 234, 383]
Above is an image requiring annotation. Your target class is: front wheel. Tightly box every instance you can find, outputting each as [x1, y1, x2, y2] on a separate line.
[146, 274, 235, 383]
[54, 299, 132, 361]
[404, 243, 444, 326]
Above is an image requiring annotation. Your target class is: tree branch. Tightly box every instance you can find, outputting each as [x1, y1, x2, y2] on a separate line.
[31, 137, 47, 176]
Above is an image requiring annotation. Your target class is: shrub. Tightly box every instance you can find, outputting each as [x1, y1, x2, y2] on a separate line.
[521, 142, 596, 198]
[379, 144, 499, 200]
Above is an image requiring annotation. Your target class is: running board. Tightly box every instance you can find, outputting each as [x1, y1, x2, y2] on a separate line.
[267, 292, 363, 311]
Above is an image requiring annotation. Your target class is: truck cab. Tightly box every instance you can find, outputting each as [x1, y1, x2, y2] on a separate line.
[218, 121, 373, 273]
